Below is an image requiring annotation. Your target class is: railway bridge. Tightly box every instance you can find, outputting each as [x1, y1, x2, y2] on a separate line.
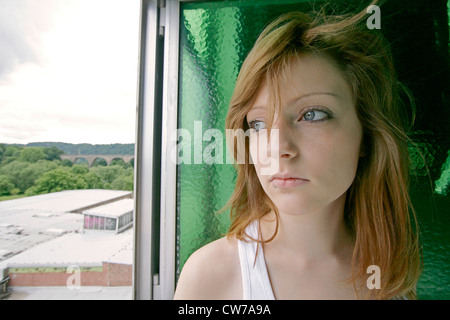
[60, 154, 134, 167]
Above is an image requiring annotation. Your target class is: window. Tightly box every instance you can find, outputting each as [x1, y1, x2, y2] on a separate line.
[0, 0, 140, 300]
[83, 199, 134, 233]
[134, 0, 450, 300]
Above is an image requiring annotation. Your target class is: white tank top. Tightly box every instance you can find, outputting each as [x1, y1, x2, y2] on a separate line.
[237, 220, 408, 300]
[237, 220, 275, 300]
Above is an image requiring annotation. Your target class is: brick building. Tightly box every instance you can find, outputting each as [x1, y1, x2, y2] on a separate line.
[0, 190, 133, 298]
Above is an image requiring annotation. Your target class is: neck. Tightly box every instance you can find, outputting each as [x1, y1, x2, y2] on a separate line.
[260, 193, 354, 261]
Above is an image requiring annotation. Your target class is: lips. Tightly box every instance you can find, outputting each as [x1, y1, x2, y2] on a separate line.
[270, 173, 309, 188]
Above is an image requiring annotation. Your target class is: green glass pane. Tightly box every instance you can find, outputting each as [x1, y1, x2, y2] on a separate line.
[176, 0, 320, 281]
[384, 0, 450, 300]
[176, 0, 450, 299]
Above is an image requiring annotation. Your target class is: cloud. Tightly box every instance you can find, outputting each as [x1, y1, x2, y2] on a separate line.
[0, 0, 66, 81]
[0, 104, 135, 145]
[0, 0, 140, 144]
[0, 107, 48, 143]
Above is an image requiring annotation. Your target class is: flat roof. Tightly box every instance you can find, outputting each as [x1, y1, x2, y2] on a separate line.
[83, 199, 134, 218]
[0, 229, 132, 268]
[0, 190, 134, 265]
[0, 189, 132, 213]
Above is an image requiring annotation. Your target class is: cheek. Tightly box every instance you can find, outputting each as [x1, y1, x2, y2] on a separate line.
[249, 137, 275, 192]
[310, 129, 362, 185]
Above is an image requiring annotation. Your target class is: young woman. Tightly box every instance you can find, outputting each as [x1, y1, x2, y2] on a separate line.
[174, 2, 422, 300]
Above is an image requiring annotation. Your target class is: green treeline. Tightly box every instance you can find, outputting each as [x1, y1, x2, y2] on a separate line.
[17, 142, 134, 155]
[0, 144, 134, 198]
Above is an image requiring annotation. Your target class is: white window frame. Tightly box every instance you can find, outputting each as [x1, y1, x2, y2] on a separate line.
[133, 0, 182, 300]
[155, 0, 181, 300]
[133, 0, 162, 300]
[135, 0, 237, 300]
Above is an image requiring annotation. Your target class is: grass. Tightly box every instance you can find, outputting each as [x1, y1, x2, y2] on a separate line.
[0, 194, 27, 202]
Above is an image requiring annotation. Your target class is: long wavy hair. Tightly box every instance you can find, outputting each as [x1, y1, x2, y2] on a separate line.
[222, 1, 422, 300]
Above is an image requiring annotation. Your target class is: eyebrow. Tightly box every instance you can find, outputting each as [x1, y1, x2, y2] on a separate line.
[249, 92, 339, 111]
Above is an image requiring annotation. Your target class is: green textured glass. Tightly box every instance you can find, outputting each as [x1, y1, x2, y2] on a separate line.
[176, 0, 450, 299]
[177, 0, 318, 281]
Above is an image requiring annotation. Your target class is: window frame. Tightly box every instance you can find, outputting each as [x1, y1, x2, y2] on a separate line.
[133, 0, 161, 300]
[156, 0, 181, 300]
[133, 0, 182, 300]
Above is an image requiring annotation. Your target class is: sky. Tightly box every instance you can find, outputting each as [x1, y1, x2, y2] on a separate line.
[0, 0, 141, 145]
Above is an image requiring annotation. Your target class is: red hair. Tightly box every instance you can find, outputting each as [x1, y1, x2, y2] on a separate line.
[222, 4, 422, 299]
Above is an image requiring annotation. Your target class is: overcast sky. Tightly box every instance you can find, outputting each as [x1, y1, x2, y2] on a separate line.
[0, 0, 140, 145]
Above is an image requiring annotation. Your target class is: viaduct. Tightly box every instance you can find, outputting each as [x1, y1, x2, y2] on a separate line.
[60, 155, 134, 167]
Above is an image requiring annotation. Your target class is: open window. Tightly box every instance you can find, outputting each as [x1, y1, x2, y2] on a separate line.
[133, 0, 450, 300]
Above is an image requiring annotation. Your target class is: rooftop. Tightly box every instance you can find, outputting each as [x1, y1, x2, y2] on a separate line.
[83, 198, 134, 218]
[0, 190, 132, 263]
[0, 189, 133, 267]
[0, 229, 132, 269]
[0, 189, 132, 213]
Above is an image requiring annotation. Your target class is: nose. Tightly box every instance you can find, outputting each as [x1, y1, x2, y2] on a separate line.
[272, 118, 298, 159]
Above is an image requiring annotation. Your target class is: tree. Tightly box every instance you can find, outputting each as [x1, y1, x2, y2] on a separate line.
[90, 165, 124, 185]
[44, 146, 64, 161]
[83, 172, 103, 189]
[29, 168, 79, 194]
[0, 161, 29, 192]
[20, 147, 46, 163]
[0, 160, 59, 193]
[0, 145, 135, 197]
[71, 165, 89, 175]
[1, 145, 22, 164]
[75, 177, 89, 189]
[0, 144, 5, 163]
[61, 159, 73, 167]
[0, 175, 14, 195]
[111, 175, 134, 191]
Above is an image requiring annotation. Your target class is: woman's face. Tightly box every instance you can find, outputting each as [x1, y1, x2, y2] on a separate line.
[247, 53, 363, 216]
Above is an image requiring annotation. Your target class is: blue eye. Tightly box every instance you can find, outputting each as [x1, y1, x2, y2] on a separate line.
[249, 120, 266, 132]
[302, 109, 331, 122]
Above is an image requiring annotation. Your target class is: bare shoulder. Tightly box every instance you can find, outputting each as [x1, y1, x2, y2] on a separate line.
[173, 236, 242, 300]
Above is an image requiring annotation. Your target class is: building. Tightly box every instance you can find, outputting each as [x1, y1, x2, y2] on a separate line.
[0, 190, 134, 299]
[83, 199, 134, 234]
